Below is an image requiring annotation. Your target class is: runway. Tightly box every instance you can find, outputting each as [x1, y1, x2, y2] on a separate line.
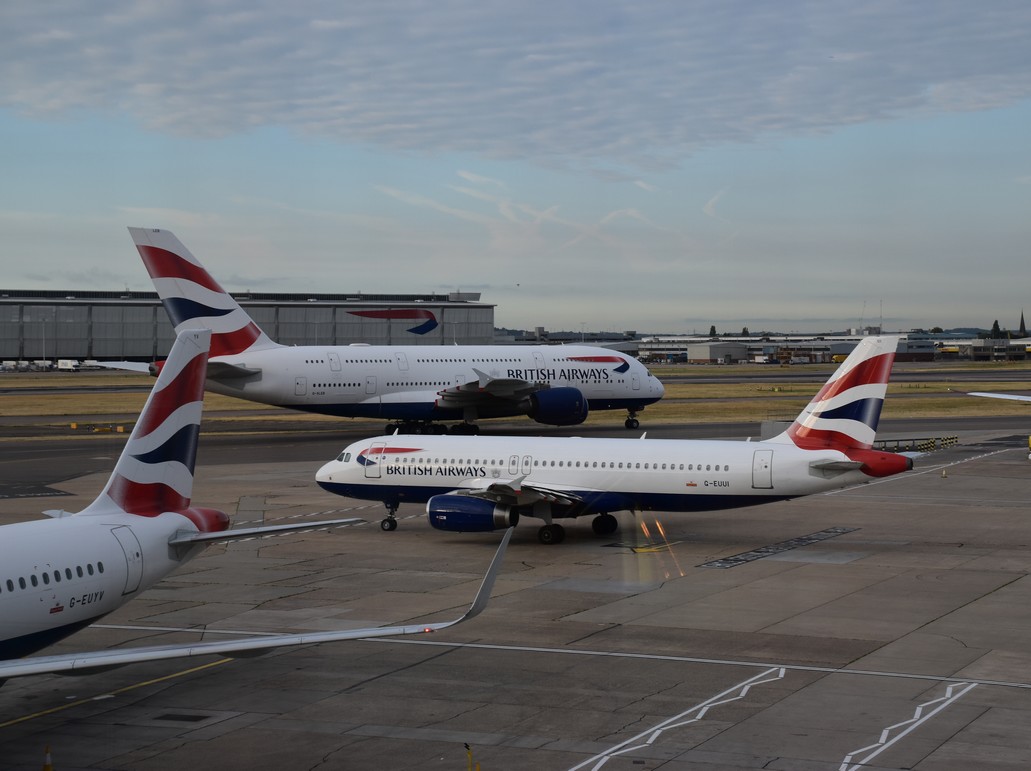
[3, 420, 1031, 769]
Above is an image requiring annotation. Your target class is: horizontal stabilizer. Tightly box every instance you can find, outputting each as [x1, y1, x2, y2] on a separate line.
[809, 459, 864, 472]
[95, 361, 152, 374]
[207, 361, 261, 379]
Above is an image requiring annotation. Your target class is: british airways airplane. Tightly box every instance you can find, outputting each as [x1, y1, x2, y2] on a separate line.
[0, 329, 508, 682]
[316, 336, 913, 542]
[128, 228, 664, 433]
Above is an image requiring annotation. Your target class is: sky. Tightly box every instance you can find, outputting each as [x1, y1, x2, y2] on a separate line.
[1, 2, 1030, 335]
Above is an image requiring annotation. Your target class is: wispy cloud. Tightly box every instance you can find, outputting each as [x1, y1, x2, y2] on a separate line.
[3, 2, 1030, 169]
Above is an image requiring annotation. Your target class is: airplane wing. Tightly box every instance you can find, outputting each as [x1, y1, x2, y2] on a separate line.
[168, 517, 365, 545]
[459, 477, 585, 506]
[0, 529, 511, 680]
[968, 391, 1031, 403]
[434, 368, 539, 408]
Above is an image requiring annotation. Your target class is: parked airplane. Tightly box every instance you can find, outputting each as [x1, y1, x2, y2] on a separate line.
[127, 228, 664, 433]
[0, 329, 509, 682]
[316, 336, 913, 542]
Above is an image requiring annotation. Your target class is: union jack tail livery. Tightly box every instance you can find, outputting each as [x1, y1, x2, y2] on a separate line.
[772, 335, 898, 451]
[129, 228, 278, 357]
[81, 329, 229, 532]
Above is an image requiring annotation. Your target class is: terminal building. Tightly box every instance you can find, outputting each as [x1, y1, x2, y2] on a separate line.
[0, 289, 495, 363]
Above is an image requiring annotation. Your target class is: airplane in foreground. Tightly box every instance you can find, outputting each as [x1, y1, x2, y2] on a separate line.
[316, 336, 914, 542]
[0, 329, 509, 682]
[127, 228, 664, 433]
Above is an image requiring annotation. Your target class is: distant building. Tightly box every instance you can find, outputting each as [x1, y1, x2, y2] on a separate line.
[0, 289, 495, 361]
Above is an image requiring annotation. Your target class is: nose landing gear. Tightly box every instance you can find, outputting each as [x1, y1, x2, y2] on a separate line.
[625, 409, 640, 430]
[381, 502, 399, 531]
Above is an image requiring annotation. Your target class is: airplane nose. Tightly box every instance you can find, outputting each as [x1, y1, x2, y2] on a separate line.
[315, 461, 335, 483]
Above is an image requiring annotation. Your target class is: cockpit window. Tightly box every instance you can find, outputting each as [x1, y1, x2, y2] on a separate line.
[337, 451, 352, 462]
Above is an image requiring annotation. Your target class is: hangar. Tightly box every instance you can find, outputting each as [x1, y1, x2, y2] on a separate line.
[0, 289, 495, 363]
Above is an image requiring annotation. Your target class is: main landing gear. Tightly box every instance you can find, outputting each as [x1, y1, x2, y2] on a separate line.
[538, 523, 565, 545]
[537, 514, 618, 544]
[383, 422, 480, 435]
[624, 409, 640, 430]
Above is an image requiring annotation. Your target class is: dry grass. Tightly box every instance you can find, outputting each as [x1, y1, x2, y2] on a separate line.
[4, 368, 1030, 425]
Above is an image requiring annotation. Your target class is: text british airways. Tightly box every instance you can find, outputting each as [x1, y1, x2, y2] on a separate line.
[386, 465, 487, 477]
[508, 368, 612, 382]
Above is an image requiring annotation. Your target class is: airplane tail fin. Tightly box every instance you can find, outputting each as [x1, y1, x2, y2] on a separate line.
[771, 336, 900, 451]
[80, 329, 229, 532]
[128, 228, 279, 357]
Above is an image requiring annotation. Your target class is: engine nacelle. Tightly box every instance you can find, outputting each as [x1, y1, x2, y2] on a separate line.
[427, 495, 520, 533]
[848, 449, 914, 478]
[527, 387, 589, 426]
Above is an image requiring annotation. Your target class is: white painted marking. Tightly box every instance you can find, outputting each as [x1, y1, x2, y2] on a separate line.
[839, 681, 978, 771]
[567, 667, 786, 771]
[372, 639, 1031, 691]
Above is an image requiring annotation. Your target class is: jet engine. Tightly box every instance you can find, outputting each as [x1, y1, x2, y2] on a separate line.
[427, 495, 520, 532]
[526, 387, 589, 426]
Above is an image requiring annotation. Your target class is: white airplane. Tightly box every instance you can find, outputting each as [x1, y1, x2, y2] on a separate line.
[0, 328, 509, 682]
[316, 336, 914, 542]
[127, 228, 664, 433]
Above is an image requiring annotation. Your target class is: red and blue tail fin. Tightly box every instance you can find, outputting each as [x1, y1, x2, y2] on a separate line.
[771, 336, 900, 451]
[128, 228, 278, 357]
[81, 329, 227, 531]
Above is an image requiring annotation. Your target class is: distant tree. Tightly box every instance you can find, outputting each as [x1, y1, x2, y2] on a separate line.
[708, 325, 717, 337]
[931, 326, 944, 334]
[741, 326, 750, 336]
[991, 320, 1002, 338]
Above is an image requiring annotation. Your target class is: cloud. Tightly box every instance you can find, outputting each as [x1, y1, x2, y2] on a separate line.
[3, 2, 1030, 169]
[702, 188, 730, 223]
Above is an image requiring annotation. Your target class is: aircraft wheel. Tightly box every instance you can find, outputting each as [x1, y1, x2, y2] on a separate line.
[538, 523, 565, 545]
[592, 513, 618, 536]
[625, 418, 640, 429]
[381, 518, 398, 532]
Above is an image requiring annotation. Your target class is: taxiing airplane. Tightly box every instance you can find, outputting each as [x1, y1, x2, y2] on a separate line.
[128, 228, 664, 433]
[316, 336, 913, 542]
[0, 329, 509, 682]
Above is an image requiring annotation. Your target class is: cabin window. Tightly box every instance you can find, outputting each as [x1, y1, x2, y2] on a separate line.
[87, 564, 94, 576]
[98, 562, 105, 574]
[30, 575, 38, 587]
[54, 571, 61, 582]
[5, 579, 12, 592]
[76, 566, 83, 577]
[19, 577, 26, 589]
[42, 573, 50, 585]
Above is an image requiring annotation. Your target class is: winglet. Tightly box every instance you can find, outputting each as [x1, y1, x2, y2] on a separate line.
[454, 526, 512, 623]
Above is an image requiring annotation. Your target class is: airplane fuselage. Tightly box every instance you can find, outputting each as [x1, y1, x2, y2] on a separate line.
[0, 512, 202, 660]
[204, 344, 663, 421]
[316, 434, 900, 515]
